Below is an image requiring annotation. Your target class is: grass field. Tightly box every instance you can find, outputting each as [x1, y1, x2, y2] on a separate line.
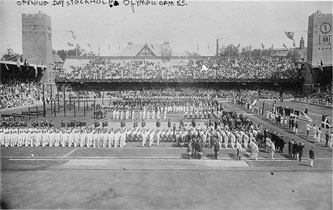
[1, 166, 331, 210]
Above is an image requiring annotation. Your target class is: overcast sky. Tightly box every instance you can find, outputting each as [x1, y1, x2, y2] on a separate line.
[0, 0, 332, 56]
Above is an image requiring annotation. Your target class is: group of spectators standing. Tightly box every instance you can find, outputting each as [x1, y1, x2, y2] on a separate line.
[0, 80, 50, 109]
[295, 87, 333, 107]
[288, 139, 316, 167]
[105, 97, 220, 120]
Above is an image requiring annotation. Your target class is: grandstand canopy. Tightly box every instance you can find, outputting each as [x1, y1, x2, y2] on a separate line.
[52, 52, 63, 64]
[118, 42, 172, 57]
[271, 49, 290, 57]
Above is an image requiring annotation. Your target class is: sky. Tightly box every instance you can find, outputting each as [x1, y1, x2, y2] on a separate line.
[0, 0, 332, 56]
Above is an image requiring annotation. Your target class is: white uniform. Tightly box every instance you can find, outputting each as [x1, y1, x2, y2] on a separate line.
[149, 131, 154, 147]
[116, 110, 119, 119]
[142, 131, 147, 147]
[317, 129, 322, 143]
[0, 130, 4, 146]
[120, 111, 123, 120]
[55, 131, 61, 147]
[221, 130, 228, 148]
[113, 110, 116, 119]
[243, 133, 249, 149]
[108, 131, 113, 147]
[251, 142, 259, 160]
[120, 131, 126, 147]
[114, 132, 119, 147]
[142, 109, 146, 119]
[132, 110, 135, 120]
[230, 132, 236, 149]
[156, 130, 161, 145]
[157, 110, 160, 120]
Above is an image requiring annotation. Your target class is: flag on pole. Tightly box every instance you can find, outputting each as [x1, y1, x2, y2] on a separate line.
[261, 43, 265, 49]
[34, 64, 38, 77]
[69, 30, 77, 40]
[131, 3, 135, 13]
[201, 64, 208, 71]
[24, 59, 29, 70]
[300, 111, 313, 122]
[284, 31, 295, 41]
[318, 60, 323, 71]
[322, 118, 332, 129]
[67, 42, 74, 47]
[16, 58, 21, 68]
[283, 43, 287, 48]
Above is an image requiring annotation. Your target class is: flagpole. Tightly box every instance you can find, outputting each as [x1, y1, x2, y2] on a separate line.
[249, 45, 251, 57]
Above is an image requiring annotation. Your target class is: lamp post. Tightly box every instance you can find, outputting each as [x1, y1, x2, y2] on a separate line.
[43, 83, 46, 117]
[216, 37, 223, 57]
[63, 85, 66, 117]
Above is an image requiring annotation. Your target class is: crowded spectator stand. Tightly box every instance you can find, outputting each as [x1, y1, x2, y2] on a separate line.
[57, 56, 303, 82]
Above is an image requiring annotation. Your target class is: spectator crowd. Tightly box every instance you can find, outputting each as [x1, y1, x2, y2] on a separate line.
[294, 86, 333, 106]
[60, 56, 301, 81]
[0, 80, 50, 109]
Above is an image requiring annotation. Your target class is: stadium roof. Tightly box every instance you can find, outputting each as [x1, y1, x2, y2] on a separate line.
[293, 47, 307, 63]
[271, 49, 289, 57]
[118, 42, 173, 57]
[52, 52, 64, 64]
[0, 60, 46, 68]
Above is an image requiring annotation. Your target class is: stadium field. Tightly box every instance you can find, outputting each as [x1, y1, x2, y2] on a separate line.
[1, 160, 331, 210]
[1, 101, 332, 209]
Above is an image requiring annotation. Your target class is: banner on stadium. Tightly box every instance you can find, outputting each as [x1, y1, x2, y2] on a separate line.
[69, 30, 77, 40]
[284, 31, 295, 41]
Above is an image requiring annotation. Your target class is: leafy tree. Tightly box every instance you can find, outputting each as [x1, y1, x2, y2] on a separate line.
[185, 51, 201, 57]
[56, 45, 93, 60]
[219, 44, 239, 57]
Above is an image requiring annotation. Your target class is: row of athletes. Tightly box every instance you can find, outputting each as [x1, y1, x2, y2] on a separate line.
[186, 134, 260, 160]
[122, 96, 216, 104]
[116, 118, 197, 129]
[1, 120, 88, 128]
[109, 108, 216, 120]
[1, 124, 264, 149]
[109, 99, 221, 112]
[1, 120, 28, 127]
[0, 120, 54, 128]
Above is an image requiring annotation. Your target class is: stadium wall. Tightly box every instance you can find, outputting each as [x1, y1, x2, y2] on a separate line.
[55, 81, 303, 93]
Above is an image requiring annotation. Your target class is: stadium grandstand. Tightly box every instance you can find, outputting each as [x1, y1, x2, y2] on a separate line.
[1, 6, 333, 210]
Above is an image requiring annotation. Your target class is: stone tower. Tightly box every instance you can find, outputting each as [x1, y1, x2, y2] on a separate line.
[22, 11, 53, 83]
[307, 10, 332, 67]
